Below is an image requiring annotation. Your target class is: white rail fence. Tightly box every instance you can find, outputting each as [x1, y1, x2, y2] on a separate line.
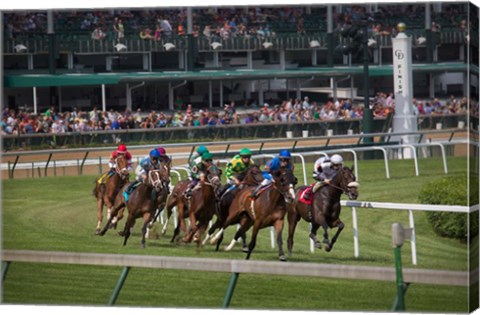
[1, 250, 474, 287]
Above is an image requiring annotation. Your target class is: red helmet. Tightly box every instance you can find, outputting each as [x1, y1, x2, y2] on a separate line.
[157, 147, 166, 156]
[117, 144, 127, 153]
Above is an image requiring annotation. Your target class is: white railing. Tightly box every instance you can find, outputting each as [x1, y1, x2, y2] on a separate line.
[342, 201, 475, 265]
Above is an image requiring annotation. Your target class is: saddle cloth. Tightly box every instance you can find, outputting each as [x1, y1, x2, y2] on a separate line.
[298, 186, 314, 205]
[123, 181, 141, 202]
[97, 170, 114, 184]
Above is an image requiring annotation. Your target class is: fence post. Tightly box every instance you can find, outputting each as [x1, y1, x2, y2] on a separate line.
[2, 261, 11, 282]
[391, 222, 411, 311]
[108, 266, 131, 306]
[223, 272, 239, 308]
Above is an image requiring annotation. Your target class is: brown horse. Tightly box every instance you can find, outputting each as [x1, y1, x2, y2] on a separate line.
[162, 164, 222, 245]
[99, 164, 170, 248]
[203, 164, 264, 250]
[92, 154, 129, 234]
[215, 168, 297, 261]
[287, 166, 359, 256]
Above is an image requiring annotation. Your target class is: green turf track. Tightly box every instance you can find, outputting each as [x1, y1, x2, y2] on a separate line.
[1, 156, 476, 312]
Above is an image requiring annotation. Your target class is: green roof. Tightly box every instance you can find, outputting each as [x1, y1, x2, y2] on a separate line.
[4, 62, 475, 88]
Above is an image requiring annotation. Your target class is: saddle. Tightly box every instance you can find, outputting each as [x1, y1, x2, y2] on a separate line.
[298, 185, 314, 205]
[96, 170, 115, 184]
[123, 181, 142, 202]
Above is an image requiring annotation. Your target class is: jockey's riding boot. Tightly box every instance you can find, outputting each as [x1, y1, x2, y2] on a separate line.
[126, 181, 138, 194]
[107, 168, 115, 177]
[250, 185, 263, 199]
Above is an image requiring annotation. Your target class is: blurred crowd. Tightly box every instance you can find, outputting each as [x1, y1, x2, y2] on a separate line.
[1, 94, 474, 135]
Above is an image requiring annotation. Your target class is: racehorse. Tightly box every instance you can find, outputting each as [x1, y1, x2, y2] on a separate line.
[99, 164, 170, 248]
[287, 165, 359, 256]
[213, 168, 297, 261]
[92, 154, 129, 235]
[163, 164, 222, 246]
[203, 164, 264, 250]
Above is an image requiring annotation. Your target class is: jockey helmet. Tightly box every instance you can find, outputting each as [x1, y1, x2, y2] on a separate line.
[330, 154, 343, 165]
[117, 144, 127, 153]
[279, 150, 291, 159]
[197, 145, 208, 155]
[157, 147, 166, 156]
[201, 152, 213, 161]
[239, 148, 252, 157]
[150, 149, 161, 159]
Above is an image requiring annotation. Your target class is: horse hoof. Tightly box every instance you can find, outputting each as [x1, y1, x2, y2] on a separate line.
[95, 229, 101, 235]
[324, 245, 332, 252]
[140, 243, 146, 249]
[117, 231, 125, 237]
[242, 246, 249, 253]
[210, 238, 218, 245]
[279, 255, 287, 262]
[314, 241, 322, 249]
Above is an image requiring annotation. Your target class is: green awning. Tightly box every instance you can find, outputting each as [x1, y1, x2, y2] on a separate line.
[4, 62, 474, 88]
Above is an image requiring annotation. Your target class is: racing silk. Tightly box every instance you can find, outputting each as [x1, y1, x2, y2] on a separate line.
[135, 156, 160, 181]
[225, 154, 255, 181]
[188, 153, 206, 180]
[109, 150, 133, 170]
[313, 157, 337, 181]
[262, 157, 293, 180]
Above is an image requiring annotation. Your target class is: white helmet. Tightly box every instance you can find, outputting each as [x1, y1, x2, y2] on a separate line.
[330, 154, 343, 165]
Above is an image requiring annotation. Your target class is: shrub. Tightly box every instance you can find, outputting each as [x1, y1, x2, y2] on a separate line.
[418, 175, 478, 242]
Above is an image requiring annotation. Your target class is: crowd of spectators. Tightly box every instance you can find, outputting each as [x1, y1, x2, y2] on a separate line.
[1, 94, 474, 136]
[4, 3, 469, 42]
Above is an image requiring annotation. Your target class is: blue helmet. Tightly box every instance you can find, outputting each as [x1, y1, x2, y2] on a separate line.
[279, 150, 291, 159]
[150, 149, 161, 159]
[197, 145, 208, 155]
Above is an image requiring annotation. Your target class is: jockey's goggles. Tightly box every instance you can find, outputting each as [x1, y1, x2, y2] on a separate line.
[280, 158, 289, 162]
[204, 159, 212, 163]
[241, 155, 251, 159]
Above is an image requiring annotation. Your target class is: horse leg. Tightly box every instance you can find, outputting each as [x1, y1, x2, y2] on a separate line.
[245, 221, 261, 260]
[203, 217, 222, 245]
[140, 212, 152, 248]
[325, 219, 345, 252]
[274, 219, 286, 261]
[95, 197, 104, 235]
[287, 210, 300, 256]
[99, 200, 124, 236]
[309, 223, 322, 249]
[183, 204, 198, 243]
[122, 213, 136, 246]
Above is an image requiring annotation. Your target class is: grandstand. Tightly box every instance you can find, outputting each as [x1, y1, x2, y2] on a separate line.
[1, 3, 478, 121]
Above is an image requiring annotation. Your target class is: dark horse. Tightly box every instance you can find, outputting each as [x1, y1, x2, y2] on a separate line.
[203, 164, 264, 250]
[216, 168, 297, 261]
[163, 164, 222, 245]
[92, 154, 129, 235]
[287, 166, 359, 256]
[99, 164, 170, 248]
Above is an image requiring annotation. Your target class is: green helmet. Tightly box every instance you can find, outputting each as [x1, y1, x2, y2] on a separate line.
[197, 145, 208, 155]
[239, 148, 252, 157]
[202, 152, 213, 161]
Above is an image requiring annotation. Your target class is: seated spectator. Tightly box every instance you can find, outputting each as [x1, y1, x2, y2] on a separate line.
[139, 28, 154, 40]
[91, 27, 107, 40]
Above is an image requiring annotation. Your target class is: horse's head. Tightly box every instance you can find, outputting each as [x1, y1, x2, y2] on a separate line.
[243, 164, 263, 186]
[206, 164, 222, 193]
[159, 161, 171, 194]
[148, 167, 170, 193]
[337, 166, 359, 200]
[272, 168, 298, 203]
[115, 154, 129, 180]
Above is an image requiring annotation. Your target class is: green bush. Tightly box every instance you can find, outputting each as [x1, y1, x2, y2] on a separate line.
[418, 175, 478, 242]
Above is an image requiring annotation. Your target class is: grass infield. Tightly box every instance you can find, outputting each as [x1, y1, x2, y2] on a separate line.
[1, 156, 474, 312]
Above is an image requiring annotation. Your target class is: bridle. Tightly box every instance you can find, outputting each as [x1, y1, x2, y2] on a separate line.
[115, 156, 129, 180]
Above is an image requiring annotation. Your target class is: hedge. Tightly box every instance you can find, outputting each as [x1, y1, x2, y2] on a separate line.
[418, 174, 478, 242]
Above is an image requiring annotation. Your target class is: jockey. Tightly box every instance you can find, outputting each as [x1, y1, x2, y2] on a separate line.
[184, 151, 214, 198]
[123, 149, 162, 197]
[190, 145, 209, 165]
[250, 149, 294, 199]
[304, 154, 343, 200]
[157, 146, 171, 164]
[219, 148, 255, 197]
[108, 143, 132, 176]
